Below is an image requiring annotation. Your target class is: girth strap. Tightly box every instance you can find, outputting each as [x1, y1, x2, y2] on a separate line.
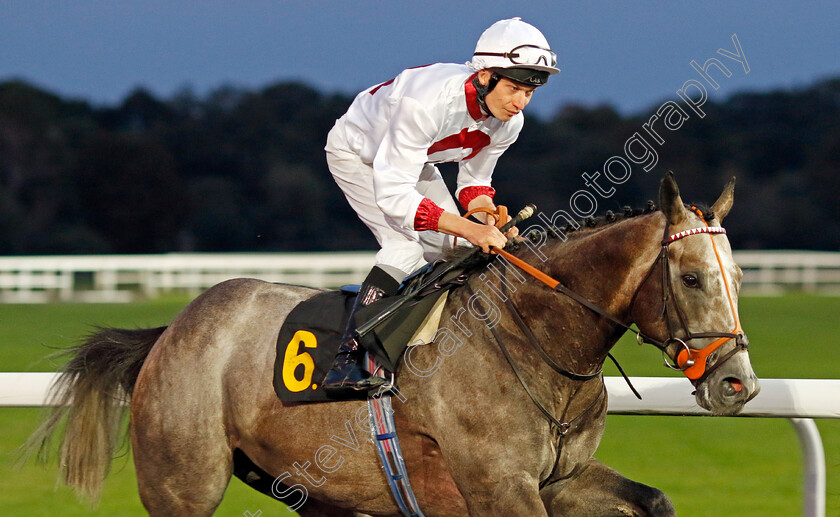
[364, 354, 425, 517]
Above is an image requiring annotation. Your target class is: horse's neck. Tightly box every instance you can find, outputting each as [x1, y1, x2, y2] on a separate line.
[507, 214, 665, 372]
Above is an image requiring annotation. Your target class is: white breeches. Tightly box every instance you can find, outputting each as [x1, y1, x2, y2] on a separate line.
[326, 124, 460, 276]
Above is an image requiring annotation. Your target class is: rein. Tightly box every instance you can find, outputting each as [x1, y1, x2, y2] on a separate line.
[464, 282, 605, 437]
[488, 206, 748, 387]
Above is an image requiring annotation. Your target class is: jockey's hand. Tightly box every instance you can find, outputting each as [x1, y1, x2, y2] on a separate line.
[498, 213, 519, 239]
[464, 221, 508, 253]
[465, 194, 518, 243]
[437, 212, 507, 253]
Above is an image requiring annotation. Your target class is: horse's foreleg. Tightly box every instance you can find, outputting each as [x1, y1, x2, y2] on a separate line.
[455, 471, 548, 517]
[540, 458, 675, 517]
[490, 472, 550, 516]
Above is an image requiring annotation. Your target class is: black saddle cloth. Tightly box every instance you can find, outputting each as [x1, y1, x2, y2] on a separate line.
[272, 261, 466, 403]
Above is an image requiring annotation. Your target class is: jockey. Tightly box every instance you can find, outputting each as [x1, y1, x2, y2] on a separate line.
[322, 17, 559, 396]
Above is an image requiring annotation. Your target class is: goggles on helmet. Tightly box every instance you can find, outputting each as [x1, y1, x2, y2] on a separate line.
[473, 44, 557, 68]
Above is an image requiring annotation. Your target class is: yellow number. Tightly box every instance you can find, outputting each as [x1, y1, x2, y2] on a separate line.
[282, 330, 318, 392]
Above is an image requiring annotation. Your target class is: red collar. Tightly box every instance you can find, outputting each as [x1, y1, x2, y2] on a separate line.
[464, 73, 485, 121]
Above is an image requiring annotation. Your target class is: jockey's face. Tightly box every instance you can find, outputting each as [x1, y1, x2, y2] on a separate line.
[478, 69, 536, 121]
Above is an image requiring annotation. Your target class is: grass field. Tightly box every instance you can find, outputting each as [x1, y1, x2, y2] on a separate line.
[0, 294, 838, 516]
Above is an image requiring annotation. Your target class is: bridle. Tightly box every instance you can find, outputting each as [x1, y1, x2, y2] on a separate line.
[490, 206, 749, 387]
[638, 206, 749, 385]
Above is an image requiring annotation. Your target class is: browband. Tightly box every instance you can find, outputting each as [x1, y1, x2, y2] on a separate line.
[666, 226, 726, 243]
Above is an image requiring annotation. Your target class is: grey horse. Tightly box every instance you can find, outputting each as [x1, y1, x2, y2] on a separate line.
[28, 174, 759, 516]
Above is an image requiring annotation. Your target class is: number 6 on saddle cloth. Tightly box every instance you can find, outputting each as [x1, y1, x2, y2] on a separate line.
[272, 261, 467, 403]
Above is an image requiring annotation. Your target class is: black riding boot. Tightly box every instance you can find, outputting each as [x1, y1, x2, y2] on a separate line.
[322, 266, 400, 397]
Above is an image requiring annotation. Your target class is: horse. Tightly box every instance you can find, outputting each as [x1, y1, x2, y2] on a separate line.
[28, 173, 759, 516]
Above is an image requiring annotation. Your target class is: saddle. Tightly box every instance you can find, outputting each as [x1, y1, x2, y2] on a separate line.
[272, 260, 468, 403]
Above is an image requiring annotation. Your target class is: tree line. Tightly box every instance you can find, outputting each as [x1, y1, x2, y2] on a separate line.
[0, 76, 837, 255]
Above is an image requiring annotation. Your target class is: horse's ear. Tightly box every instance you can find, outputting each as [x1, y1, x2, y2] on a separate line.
[711, 176, 736, 222]
[660, 171, 687, 225]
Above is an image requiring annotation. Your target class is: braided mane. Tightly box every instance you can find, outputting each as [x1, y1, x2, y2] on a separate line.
[528, 200, 716, 243]
[443, 200, 714, 270]
[537, 201, 659, 240]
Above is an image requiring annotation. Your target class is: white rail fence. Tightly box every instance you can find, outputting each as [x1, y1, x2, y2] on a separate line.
[2, 374, 837, 517]
[735, 250, 840, 295]
[0, 250, 839, 303]
[0, 252, 378, 303]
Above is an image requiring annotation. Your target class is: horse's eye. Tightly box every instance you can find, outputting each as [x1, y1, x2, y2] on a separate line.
[682, 274, 700, 288]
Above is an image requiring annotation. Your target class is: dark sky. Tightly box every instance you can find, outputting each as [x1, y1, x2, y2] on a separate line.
[1, 1, 838, 117]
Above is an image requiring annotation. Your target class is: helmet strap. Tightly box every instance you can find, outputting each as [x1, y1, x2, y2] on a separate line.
[472, 72, 502, 118]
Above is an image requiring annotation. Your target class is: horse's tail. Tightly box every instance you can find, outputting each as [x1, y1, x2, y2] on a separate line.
[24, 326, 167, 503]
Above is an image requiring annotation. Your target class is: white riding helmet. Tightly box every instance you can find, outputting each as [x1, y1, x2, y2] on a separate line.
[471, 17, 560, 86]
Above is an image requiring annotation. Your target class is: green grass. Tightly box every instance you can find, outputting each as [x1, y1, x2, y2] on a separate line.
[599, 294, 840, 516]
[0, 297, 285, 516]
[1, 295, 839, 515]
[1, 407, 275, 516]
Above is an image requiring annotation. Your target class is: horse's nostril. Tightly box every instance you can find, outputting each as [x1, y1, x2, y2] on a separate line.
[720, 377, 745, 397]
